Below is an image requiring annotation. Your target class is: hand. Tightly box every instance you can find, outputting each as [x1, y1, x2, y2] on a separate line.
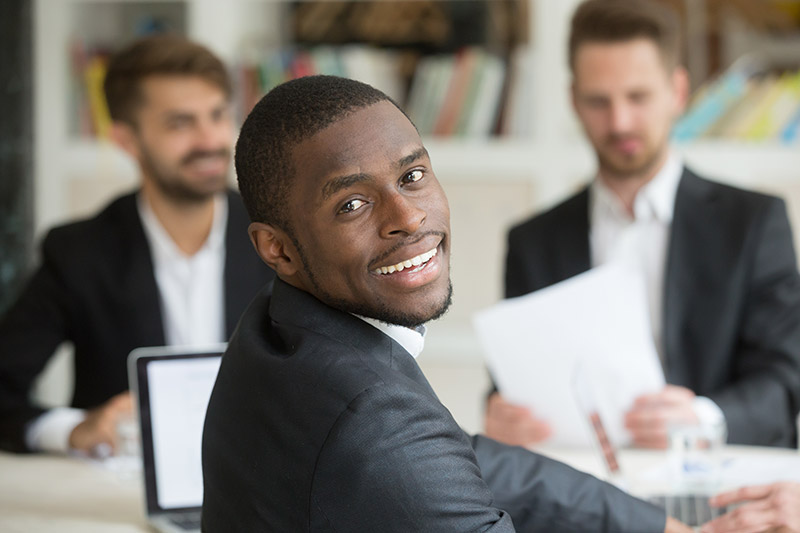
[69, 392, 133, 455]
[665, 516, 695, 533]
[700, 482, 800, 533]
[484, 393, 552, 446]
[624, 385, 698, 449]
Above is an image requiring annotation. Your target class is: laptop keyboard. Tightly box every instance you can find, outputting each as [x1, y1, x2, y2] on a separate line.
[647, 494, 730, 527]
[167, 510, 202, 530]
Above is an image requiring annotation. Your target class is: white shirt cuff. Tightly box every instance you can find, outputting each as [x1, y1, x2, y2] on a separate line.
[692, 396, 725, 430]
[25, 408, 87, 453]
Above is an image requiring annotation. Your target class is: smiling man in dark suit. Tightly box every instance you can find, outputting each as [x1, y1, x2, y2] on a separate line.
[485, 0, 800, 449]
[0, 35, 273, 455]
[200, 75, 693, 532]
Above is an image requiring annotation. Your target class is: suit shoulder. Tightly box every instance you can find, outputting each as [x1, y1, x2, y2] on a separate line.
[688, 172, 784, 216]
[508, 187, 588, 242]
[42, 192, 139, 255]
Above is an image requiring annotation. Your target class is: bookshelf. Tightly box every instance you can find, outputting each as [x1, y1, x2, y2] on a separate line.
[30, 0, 800, 433]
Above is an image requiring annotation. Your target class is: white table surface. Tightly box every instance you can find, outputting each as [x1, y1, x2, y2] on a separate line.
[0, 451, 149, 533]
[1, 445, 798, 532]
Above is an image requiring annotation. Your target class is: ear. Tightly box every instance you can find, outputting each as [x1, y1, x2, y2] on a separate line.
[570, 78, 578, 113]
[671, 66, 690, 115]
[109, 122, 141, 160]
[249, 222, 301, 279]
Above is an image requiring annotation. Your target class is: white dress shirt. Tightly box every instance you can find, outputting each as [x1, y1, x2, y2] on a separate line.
[589, 152, 724, 427]
[26, 194, 227, 453]
[357, 316, 426, 359]
[139, 193, 227, 347]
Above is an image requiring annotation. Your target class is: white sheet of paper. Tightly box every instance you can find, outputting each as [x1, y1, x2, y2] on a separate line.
[474, 263, 665, 447]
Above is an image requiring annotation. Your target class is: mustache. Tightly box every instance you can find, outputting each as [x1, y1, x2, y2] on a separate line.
[605, 133, 641, 144]
[180, 148, 230, 165]
[370, 231, 446, 267]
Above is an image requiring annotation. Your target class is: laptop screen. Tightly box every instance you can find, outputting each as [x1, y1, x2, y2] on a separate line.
[129, 346, 224, 515]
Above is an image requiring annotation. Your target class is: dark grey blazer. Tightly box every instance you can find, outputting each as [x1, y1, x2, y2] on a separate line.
[202, 278, 666, 532]
[504, 168, 800, 447]
[0, 190, 274, 452]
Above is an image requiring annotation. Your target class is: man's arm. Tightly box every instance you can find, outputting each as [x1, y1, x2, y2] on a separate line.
[312, 382, 681, 532]
[312, 383, 514, 531]
[0, 234, 72, 452]
[711, 198, 800, 446]
[472, 434, 677, 533]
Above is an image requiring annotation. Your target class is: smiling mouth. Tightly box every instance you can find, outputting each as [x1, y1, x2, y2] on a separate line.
[372, 247, 438, 275]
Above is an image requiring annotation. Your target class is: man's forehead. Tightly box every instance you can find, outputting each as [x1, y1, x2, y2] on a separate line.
[573, 40, 671, 89]
[291, 103, 422, 181]
[138, 75, 228, 110]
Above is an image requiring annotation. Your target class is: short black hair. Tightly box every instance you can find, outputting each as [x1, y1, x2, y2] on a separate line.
[236, 75, 408, 233]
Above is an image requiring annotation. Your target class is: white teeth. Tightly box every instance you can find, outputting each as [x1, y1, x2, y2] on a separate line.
[372, 247, 438, 275]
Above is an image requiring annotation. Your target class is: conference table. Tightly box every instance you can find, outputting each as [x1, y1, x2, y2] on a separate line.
[1, 445, 798, 532]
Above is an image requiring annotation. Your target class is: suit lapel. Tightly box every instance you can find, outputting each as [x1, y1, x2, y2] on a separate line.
[223, 191, 258, 337]
[663, 169, 720, 386]
[116, 193, 165, 346]
[269, 279, 437, 395]
[556, 187, 592, 280]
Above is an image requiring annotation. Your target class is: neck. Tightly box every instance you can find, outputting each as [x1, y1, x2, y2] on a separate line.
[141, 183, 217, 255]
[598, 150, 669, 217]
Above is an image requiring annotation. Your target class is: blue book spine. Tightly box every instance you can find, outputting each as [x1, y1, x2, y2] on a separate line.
[673, 72, 748, 142]
[780, 104, 800, 143]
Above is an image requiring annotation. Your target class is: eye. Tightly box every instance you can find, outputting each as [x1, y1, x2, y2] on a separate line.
[166, 117, 192, 130]
[402, 169, 424, 184]
[338, 198, 368, 214]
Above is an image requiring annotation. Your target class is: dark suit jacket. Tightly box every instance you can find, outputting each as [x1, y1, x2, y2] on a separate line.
[202, 278, 666, 532]
[505, 168, 800, 447]
[0, 190, 274, 452]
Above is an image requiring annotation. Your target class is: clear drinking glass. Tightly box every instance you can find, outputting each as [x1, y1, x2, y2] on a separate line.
[667, 418, 727, 493]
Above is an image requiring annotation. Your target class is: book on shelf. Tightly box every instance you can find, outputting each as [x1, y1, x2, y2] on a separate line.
[241, 45, 510, 138]
[781, 104, 800, 143]
[746, 71, 800, 140]
[672, 70, 749, 142]
[432, 48, 480, 136]
[405, 48, 507, 138]
[69, 40, 112, 139]
[674, 64, 800, 144]
[237, 45, 404, 121]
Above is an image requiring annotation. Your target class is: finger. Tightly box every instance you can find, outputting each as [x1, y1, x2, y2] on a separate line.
[631, 432, 668, 449]
[489, 404, 535, 424]
[660, 385, 695, 403]
[710, 485, 775, 507]
[701, 501, 777, 533]
[107, 392, 134, 415]
[635, 386, 695, 408]
[486, 414, 550, 446]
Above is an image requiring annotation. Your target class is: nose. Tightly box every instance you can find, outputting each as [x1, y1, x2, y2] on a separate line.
[609, 101, 634, 133]
[195, 117, 231, 151]
[381, 192, 427, 238]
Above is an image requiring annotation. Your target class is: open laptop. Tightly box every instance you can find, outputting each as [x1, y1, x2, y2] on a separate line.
[128, 344, 225, 533]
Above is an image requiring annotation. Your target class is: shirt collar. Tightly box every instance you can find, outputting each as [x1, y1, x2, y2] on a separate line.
[355, 315, 426, 359]
[591, 152, 683, 224]
[137, 192, 228, 259]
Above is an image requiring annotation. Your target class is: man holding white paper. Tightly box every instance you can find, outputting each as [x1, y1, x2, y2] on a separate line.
[486, 0, 800, 449]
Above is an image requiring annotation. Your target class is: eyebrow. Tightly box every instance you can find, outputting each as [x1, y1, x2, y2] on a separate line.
[321, 173, 372, 201]
[163, 111, 195, 123]
[320, 147, 430, 201]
